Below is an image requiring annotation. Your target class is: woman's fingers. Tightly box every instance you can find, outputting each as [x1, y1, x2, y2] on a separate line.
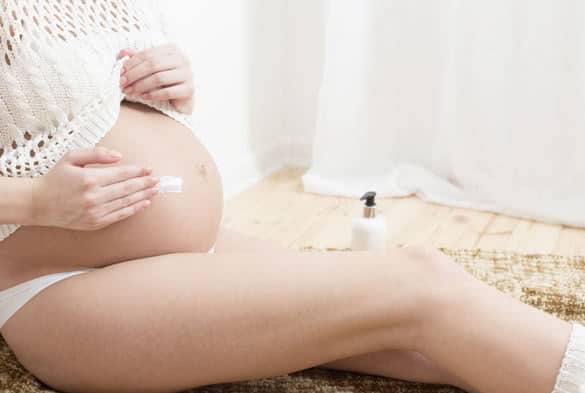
[96, 175, 160, 205]
[117, 43, 195, 113]
[121, 44, 176, 74]
[90, 165, 153, 187]
[98, 199, 152, 228]
[121, 53, 185, 90]
[128, 67, 190, 96]
[143, 82, 195, 101]
[100, 185, 160, 216]
[66, 147, 123, 167]
[117, 48, 136, 60]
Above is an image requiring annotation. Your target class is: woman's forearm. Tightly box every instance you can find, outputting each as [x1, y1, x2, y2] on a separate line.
[0, 176, 35, 225]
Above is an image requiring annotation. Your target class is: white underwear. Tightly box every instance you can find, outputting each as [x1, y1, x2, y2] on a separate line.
[0, 243, 216, 330]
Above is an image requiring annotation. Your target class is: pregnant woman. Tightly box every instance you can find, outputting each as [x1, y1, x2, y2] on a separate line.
[0, 1, 583, 393]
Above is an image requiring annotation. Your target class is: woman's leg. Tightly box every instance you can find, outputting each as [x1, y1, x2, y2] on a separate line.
[1, 249, 435, 393]
[213, 228, 464, 387]
[214, 228, 572, 393]
[416, 263, 572, 393]
[0, 235, 572, 393]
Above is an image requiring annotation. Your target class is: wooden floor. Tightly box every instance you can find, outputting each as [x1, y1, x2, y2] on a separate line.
[223, 168, 585, 256]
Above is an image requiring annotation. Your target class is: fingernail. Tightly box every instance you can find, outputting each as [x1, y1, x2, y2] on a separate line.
[145, 167, 153, 174]
[142, 93, 151, 99]
[151, 176, 160, 184]
[109, 150, 122, 158]
[143, 200, 151, 207]
[120, 66, 126, 75]
[120, 76, 127, 86]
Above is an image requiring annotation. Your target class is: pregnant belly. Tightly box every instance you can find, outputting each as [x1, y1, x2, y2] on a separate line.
[0, 101, 223, 288]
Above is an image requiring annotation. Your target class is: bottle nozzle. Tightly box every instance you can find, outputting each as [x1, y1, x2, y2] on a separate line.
[360, 191, 377, 207]
[360, 191, 377, 218]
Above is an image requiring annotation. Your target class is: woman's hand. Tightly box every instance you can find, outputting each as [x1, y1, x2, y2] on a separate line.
[118, 44, 195, 114]
[30, 147, 160, 231]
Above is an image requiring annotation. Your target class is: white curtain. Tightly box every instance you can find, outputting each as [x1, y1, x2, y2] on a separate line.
[302, 0, 585, 227]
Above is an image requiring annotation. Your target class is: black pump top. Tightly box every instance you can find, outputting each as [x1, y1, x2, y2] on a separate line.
[360, 191, 377, 207]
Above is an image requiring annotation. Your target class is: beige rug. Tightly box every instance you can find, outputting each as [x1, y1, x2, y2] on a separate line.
[1, 248, 584, 393]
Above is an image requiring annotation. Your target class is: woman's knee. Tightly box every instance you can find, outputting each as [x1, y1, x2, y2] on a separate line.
[400, 246, 464, 278]
[395, 246, 468, 323]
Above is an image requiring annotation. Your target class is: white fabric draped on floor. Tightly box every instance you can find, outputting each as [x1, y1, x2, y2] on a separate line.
[302, 0, 585, 227]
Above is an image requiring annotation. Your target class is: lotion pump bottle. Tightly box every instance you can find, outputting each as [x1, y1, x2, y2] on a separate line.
[351, 191, 387, 251]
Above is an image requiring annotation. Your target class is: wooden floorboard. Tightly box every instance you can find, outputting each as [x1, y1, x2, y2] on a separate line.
[223, 168, 585, 255]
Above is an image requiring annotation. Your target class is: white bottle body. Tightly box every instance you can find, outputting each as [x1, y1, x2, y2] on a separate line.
[351, 216, 387, 251]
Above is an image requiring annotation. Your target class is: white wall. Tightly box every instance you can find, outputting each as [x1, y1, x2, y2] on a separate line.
[166, 0, 325, 198]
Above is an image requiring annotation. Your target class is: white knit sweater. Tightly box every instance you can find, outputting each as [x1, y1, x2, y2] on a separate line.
[0, 0, 194, 241]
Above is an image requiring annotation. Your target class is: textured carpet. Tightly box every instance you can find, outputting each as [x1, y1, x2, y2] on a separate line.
[1, 248, 584, 393]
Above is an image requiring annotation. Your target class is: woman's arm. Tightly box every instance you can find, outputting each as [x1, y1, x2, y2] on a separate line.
[0, 176, 34, 225]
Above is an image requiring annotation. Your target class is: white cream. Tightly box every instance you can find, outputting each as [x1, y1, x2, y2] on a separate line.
[158, 176, 183, 193]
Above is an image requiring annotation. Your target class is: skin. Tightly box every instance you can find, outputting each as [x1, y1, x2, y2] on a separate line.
[196, 230, 474, 391]
[0, 101, 223, 290]
[0, 44, 573, 393]
[0, 148, 157, 229]
[0, 232, 570, 393]
[119, 45, 195, 115]
[29, 148, 160, 231]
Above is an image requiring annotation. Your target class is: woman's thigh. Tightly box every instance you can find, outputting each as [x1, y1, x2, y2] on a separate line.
[210, 229, 469, 388]
[1, 250, 421, 393]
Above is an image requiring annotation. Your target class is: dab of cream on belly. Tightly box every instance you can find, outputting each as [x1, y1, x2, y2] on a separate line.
[158, 176, 183, 193]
